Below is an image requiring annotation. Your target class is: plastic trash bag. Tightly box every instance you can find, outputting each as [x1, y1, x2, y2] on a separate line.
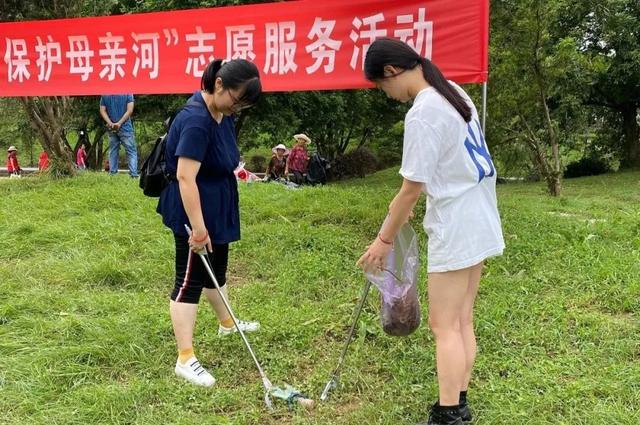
[234, 162, 260, 183]
[365, 223, 421, 336]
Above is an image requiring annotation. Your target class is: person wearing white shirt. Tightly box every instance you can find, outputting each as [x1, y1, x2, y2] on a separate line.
[357, 37, 504, 425]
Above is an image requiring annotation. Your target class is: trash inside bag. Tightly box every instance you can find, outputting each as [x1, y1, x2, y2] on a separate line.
[365, 223, 421, 336]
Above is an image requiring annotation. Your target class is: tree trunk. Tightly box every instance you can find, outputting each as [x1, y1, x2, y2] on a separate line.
[529, 1, 562, 197]
[545, 174, 562, 197]
[20, 96, 75, 177]
[87, 127, 107, 170]
[533, 68, 562, 196]
[519, 112, 562, 196]
[620, 104, 640, 169]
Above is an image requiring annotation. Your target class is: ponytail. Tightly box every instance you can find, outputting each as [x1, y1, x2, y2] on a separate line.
[365, 37, 472, 123]
[201, 59, 224, 93]
[419, 57, 471, 123]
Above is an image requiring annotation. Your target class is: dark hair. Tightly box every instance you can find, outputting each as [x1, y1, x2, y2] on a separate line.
[364, 37, 471, 123]
[201, 59, 262, 106]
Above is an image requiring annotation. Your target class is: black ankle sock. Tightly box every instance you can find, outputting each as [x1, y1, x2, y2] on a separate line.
[436, 402, 460, 410]
[459, 391, 468, 405]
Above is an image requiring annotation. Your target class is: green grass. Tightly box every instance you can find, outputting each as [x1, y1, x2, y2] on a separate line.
[0, 170, 639, 425]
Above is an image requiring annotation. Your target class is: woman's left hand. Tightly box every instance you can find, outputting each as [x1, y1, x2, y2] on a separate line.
[356, 237, 393, 274]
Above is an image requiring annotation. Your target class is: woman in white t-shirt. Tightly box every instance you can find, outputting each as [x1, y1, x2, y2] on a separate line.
[357, 38, 504, 425]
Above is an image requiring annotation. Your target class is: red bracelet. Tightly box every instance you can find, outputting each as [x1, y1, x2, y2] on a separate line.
[378, 233, 393, 245]
[192, 230, 208, 243]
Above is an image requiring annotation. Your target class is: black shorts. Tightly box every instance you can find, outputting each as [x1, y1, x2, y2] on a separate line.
[171, 234, 229, 304]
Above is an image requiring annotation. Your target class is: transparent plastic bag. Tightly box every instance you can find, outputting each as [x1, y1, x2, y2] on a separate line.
[365, 222, 421, 336]
[234, 161, 260, 183]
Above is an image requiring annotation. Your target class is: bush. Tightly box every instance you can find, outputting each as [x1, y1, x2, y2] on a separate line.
[247, 154, 267, 172]
[375, 150, 402, 168]
[564, 157, 610, 179]
[330, 147, 379, 180]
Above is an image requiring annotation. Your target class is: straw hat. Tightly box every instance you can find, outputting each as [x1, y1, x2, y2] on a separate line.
[7, 146, 17, 152]
[293, 133, 311, 144]
[272, 143, 290, 155]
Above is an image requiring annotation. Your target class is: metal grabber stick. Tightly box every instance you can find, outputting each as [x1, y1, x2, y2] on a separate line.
[184, 224, 274, 411]
[320, 279, 373, 401]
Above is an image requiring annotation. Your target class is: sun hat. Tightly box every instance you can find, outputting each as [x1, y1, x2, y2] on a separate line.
[272, 143, 290, 155]
[293, 133, 311, 144]
[7, 146, 17, 152]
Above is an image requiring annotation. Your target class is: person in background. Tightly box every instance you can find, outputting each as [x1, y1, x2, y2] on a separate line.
[38, 151, 49, 171]
[7, 146, 21, 176]
[76, 144, 87, 170]
[265, 143, 289, 181]
[99, 94, 139, 177]
[285, 133, 311, 184]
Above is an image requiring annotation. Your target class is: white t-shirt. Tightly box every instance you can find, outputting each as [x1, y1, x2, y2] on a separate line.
[400, 82, 504, 272]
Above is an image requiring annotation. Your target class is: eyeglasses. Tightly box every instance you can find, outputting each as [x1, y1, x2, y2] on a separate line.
[227, 89, 251, 112]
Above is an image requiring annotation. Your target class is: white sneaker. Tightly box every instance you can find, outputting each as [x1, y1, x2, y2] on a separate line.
[218, 319, 260, 336]
[174, 356, 216, 387]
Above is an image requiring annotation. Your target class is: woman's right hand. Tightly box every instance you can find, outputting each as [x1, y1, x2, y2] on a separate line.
[189, 228, 213, 253]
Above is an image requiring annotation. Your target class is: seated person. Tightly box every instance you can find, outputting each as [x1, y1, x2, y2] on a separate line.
[265, 143, 289, 181]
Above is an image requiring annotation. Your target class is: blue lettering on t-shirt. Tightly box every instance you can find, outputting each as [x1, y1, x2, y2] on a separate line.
[464, 119, 495, 183]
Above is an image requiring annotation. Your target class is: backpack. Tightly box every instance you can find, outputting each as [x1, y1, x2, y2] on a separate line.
[306, 152, 329, 185]
[139, 100, 199, 197]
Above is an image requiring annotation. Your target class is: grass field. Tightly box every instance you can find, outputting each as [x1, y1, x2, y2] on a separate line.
[0, 169, 638, 424]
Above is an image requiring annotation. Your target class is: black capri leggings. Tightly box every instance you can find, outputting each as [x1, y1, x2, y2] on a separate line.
[171, 234, 229, 304]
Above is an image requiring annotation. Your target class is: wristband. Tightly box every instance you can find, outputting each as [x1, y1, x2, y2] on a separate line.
[378, 233, 392, 245]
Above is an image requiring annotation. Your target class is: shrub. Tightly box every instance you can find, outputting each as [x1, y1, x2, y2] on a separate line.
[247, 154, 267, 172]
[330, 147, 379, 180]
[564, 157, 610, 179]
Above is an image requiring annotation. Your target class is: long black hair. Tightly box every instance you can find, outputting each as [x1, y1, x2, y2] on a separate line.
[364, 37, 471, 123]
[201, 59, 262, 106]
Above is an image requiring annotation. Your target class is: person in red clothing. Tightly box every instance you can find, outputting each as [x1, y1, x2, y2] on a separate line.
[38, 151, 50, 171]
[76, 144, 87, 170]
[7, 146, 21, 177]
[285, 133, 311, 184]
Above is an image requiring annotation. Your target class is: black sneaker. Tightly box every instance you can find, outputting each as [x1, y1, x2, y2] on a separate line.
[459, 402, 472, 423]
[417, 402, 463, 425]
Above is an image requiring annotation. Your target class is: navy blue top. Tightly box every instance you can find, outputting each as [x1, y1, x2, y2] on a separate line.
[156, 91, 241, 243]
[100, 94, 135, 135]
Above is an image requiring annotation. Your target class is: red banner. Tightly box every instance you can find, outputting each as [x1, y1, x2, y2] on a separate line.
[0, 0, 488, 96]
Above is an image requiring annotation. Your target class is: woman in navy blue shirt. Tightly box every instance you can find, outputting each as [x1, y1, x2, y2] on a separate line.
[157, 59, 261, 387]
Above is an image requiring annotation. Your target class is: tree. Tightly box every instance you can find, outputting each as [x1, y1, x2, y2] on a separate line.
[575, 0, 640, 168]
[240, 89, 406, 161]
[19, 97, 76, 175]
[1, 0, 118, 176]
[490, 0, 577, 196]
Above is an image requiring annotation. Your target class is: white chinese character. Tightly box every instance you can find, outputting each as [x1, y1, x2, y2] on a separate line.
[66, 36, 94, 81]
[99, 32, 126, 81]
[226, 25, 256, 61]
[350, 13, 387, 70]
[132, 32, 160, 79]
[185, 26, 216, 77]
[3, 38, 31, 83]
[394, 8, 433, 59]
[35, 36, 62, 82]
[264, 22, 297, 75]
[305, 18, 342, 74]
